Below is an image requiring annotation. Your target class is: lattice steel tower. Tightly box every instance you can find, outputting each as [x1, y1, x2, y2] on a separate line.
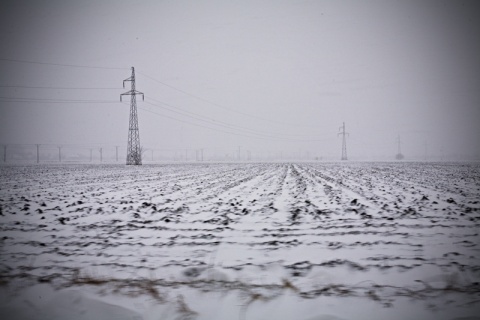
[395, 134, 404, 160]
[338, 122, 349, 160]
[121, 67, 144, 165]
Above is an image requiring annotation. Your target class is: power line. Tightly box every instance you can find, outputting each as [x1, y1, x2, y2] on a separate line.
[1, 90, 330, 141]
[0, 59, 274, 126]
[0, 58, 330, 143]
[137, 70, 319, 128]
[1, 58, 321, 131]
[139, 105, 330, 143]
[0, 57, 128, 70]
[0, 85, 121, 90]
[139, 106, 276, 141]
[1, 88, 330, 141]
[0, 142, 125, 148]
[145, 100, 286, 140]
[145, 97, 321, 139]
[0, 96, 118, 104]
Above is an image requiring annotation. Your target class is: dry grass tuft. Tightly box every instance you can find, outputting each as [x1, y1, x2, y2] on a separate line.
[281, 278, 299, 292]
[73, 274, 109, 286]
[176, 294, 198, 320]
[139, 280, 164, 302]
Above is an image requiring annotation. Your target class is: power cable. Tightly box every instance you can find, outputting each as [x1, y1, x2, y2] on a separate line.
[0, 85, 121, 90]
[0, 96, 118, 104]
[138, 104, 330, 143]
[145, 97, 324, 139]
[0, 58, 331, 143]
[0, 58, 128, 70]
[145, 100, 287, 140]
[137, 70, 319, 128]
[139, 106, 276, 141]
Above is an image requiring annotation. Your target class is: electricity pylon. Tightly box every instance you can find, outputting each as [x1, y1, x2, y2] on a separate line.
[121, 67, 144, 165]
[338, 122, 349, 160]
[395, 134, 404, 160]
[36, 144, 40, 163]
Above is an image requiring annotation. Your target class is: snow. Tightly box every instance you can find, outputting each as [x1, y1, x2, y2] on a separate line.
[1, 162, 479, 319]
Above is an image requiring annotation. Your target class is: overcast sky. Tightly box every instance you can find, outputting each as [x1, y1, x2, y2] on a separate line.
[0, 0, 479, 160]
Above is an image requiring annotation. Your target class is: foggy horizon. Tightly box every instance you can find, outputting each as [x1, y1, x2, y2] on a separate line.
[1, 0, 479, 162]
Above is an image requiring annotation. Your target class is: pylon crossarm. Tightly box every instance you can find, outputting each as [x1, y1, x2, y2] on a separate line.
[123, 77, 133, 88]
[120, 90, 144, 101]
[120, 92, 130, 102]
[131, 90, 144, 97]
[121, 89, 143, 95]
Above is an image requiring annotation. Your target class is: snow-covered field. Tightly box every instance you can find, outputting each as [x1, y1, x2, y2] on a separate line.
[1, 162, 479, 320]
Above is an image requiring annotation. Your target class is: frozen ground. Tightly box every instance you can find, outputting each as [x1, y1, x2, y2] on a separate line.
[0, 162, 479, 320]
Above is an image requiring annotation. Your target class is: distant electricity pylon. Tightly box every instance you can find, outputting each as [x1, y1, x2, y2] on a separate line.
[395, 134, 404, 160]
[121, 67, 144, 165]
[338, 122, 349, 160]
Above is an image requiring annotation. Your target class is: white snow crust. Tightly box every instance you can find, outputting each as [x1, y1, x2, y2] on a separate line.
[0, 162, 479, 319]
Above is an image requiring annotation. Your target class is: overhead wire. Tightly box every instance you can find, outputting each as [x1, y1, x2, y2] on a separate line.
[0, 96, 118, 104]
[138, 105, 281, 141]
[0, 57, 124, 102]
[139, 103, 330, 143]
[0, 58, 128, 70]
[0, 57, 332, 143]
[144, 97, 323, 139]
[0, 85, 121, 90]
[1, 142, 125, 148]
[136, 70, 320, 128]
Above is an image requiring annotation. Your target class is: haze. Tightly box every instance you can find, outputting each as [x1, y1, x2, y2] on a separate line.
[1, 0, 479, 161]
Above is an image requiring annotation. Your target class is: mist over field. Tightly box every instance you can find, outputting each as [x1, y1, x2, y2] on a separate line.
[0, 0, 479, 161]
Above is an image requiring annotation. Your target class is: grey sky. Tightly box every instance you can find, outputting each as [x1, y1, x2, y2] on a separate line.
[1, 0, 479, 160]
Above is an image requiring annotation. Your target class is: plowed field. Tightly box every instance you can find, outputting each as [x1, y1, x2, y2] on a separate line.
[1, 162, 479, 319]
